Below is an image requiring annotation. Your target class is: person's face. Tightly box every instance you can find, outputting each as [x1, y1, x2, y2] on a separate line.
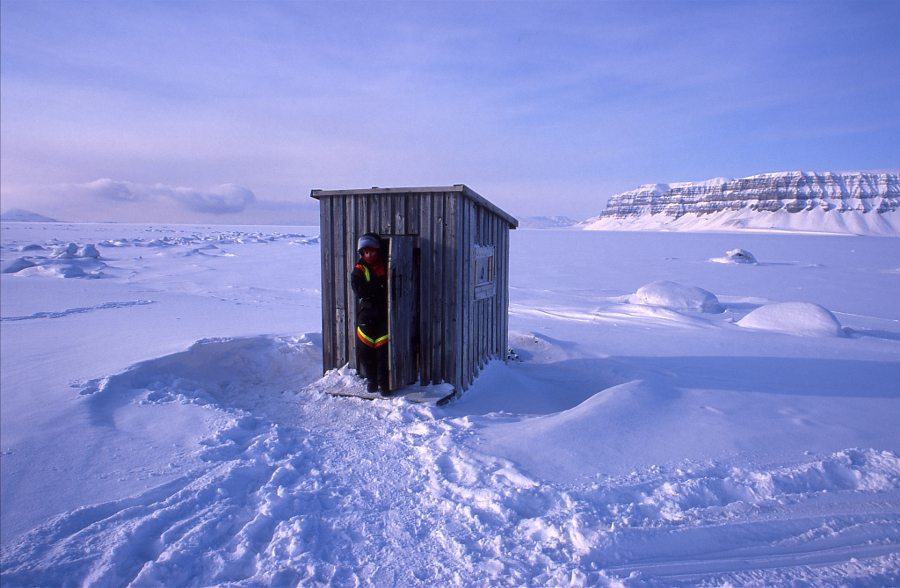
[362, 248, 379, 263]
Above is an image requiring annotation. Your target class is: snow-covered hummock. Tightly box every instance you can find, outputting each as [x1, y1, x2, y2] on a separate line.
[711, 248, 758, 264]
[2, 241, 106, 278]
[581, 171, 900, 236]
[738, 302, 845, 338]
[2, 223, 900, 587]
[628, 280, 724, 313]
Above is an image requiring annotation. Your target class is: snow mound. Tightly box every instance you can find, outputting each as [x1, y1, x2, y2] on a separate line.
[629, 280, 724, 313]
[449, 359, 603, 416]
[508, 331, 583, 364]
[1, 258, 38, 274]
[2, 241, 107, 277]
[77, 335, 324, 421]
[2, 256, 107, 278]
[711, 248, 758, 264]
[476, 379, 684, 480]
[737, 302, 845, 337]
[20, 243, 47, 252]
[51, 242, 101, 259]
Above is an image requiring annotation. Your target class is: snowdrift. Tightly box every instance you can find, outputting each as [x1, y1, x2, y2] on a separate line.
[737, 302, 846, 338]
[629, 280, 724, 313]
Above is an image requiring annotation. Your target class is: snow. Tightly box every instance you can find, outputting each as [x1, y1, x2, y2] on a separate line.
[737, 302, 846, 338]
[711, 248, 758, 264]
[2, 222, 899, 586]
[628, 280, 724, 313]
[516, 216, 580, 229]
[581, 172, 900, 237]
[584, 207, 900, 236]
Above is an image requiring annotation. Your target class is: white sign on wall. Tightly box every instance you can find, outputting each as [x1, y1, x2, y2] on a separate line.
[474, 245, 495, 300]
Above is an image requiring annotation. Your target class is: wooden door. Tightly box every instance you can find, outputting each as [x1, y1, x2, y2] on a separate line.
[387, 236, 419, 391]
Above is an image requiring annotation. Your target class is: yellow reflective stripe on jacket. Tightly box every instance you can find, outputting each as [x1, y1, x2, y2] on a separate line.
[357, 327, 388, 348]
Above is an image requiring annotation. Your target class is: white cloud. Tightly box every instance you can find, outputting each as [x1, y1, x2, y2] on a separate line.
[82, 179, 149, 203]
[80, 179, 255, 214]
[1, 179, 264, 223]
[157, 183, 255, 214]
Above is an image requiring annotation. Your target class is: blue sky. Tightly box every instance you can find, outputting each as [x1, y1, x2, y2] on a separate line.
[2, 0, 898, 223]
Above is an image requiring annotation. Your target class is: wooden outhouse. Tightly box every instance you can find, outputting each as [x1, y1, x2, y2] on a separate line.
[311, 185, 518, 397]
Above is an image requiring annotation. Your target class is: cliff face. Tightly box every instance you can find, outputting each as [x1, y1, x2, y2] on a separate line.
[597, 172, 900, 220]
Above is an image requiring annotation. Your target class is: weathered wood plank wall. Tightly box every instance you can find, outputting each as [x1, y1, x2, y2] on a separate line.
[313, 186, 516, 394]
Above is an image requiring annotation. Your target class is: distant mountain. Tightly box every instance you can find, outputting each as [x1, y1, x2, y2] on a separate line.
[0, 209, 60, 223]
[580, 172, 900, 236]
[517, 216, 579, 229]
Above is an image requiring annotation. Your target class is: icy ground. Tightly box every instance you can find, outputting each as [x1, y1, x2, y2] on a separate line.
[1, 223, 899, 586]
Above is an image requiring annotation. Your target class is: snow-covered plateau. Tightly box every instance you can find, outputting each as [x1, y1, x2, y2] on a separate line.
[582, 171, 900, 236]
[1, 222, 899, 587]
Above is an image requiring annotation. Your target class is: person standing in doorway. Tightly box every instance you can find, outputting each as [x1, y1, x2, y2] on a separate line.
[350, 233, 390, 395]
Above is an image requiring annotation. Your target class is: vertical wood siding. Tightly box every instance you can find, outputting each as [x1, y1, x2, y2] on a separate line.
[419, 193, 433, 383]
[319, 197, 334, 370]
[314, 187, 515, 394]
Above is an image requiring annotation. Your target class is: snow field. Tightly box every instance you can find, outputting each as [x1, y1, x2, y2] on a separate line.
[2, 223, 899, 586]
[4, 333, 899, 587]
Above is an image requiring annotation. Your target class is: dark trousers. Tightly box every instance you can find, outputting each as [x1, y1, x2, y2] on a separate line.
[357, 342, 389, 392]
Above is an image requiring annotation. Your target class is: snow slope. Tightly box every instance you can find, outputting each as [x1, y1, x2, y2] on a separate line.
[582, 206, 900, 236]
[2, 223, 899, 586]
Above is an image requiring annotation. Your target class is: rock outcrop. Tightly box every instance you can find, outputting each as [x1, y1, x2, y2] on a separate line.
[582, 172, 900, 235]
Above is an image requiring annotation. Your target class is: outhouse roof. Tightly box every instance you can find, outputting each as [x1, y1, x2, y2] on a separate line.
[310, 184, 518, 229]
